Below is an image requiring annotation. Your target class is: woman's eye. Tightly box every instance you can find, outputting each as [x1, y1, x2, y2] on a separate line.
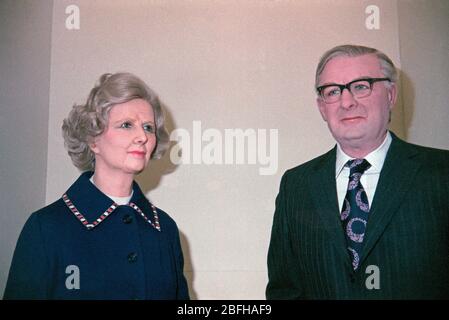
[144, 124, 155, 133]
[120, 122, 132, 129]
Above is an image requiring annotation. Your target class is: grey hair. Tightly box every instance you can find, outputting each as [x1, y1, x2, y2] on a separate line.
[315, 44, 398, 89]
[62, 72, 169, 171]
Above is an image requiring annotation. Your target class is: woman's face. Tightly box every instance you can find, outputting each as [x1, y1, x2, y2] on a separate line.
[90, 98, 157, 177]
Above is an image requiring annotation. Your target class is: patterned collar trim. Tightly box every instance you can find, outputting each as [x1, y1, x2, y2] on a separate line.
[62, 193, 161, 232]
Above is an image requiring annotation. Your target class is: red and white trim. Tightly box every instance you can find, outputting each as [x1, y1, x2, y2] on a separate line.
[129, 202, 161, 232]
[62, 194, 161, 232]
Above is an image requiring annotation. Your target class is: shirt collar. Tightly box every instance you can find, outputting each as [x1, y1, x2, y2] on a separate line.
[335, 131, 392, 178]
[63, 171, 159, 231]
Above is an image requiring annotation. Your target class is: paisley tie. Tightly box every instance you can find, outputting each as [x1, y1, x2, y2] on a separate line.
[340, 159, 371, 270]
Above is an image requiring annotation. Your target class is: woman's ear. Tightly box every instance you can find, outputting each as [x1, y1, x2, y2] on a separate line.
[88, 140, 99, 154]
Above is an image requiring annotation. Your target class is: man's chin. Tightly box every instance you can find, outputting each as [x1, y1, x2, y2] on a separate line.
[333, 130, 366, 144]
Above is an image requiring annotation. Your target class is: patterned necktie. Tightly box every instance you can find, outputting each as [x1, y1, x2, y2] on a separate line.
[340, 158, 371, 270]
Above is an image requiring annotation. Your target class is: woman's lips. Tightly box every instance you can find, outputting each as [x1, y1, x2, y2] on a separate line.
[129, 151, 146, 157]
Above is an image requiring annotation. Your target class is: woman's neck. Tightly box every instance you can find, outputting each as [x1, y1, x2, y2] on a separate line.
[91, 169, 133, 197]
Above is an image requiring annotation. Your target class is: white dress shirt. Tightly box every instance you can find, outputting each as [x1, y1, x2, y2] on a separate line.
[335, 131, 392, 213]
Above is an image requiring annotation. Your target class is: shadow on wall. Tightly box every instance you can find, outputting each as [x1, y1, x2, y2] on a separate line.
[135, 102, 197, 299]
[180, 230, 198, 299]
[398, 70, 415, 140]
[390, 69, 415, 140]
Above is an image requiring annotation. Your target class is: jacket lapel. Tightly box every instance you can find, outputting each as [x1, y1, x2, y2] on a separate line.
[308, 147, 352, 268]
[359, 134, 421, 266]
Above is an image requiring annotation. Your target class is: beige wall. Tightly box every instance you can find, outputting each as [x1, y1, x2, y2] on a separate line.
[397, 0, 449, 149]
[46, 0, 402, 299]
[0, 0, 53, 297]
[1, 0, 448, 299]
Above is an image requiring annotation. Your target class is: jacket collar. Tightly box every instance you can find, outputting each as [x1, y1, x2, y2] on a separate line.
[63, 171, 160, 231]
[308, 146, 353, 269]
[358, 131, 421, 266]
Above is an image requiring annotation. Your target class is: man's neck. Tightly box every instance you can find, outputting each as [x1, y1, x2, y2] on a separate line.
[339, 131, 388, 159]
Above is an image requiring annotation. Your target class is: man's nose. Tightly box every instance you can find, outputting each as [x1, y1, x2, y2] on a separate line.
[340, 87, 357, 109]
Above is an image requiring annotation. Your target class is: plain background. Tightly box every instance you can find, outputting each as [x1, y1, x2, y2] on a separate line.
[1, 0, 448, 299]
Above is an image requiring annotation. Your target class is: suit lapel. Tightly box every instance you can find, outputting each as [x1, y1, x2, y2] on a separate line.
[308, 147, 352, 267]
[359, 134, 421, 266]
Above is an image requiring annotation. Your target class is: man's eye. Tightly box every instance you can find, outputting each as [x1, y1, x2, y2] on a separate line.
[120, 122, 132, 129]
[325, 88, 340, 97]
[353, 83, 369, 91]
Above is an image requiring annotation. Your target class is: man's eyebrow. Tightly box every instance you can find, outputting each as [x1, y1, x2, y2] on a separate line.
[317, 82, 339, 87]
[317, 77, 372, 87]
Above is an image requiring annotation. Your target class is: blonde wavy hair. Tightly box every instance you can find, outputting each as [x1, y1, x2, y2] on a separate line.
[62, 72, 169, 171]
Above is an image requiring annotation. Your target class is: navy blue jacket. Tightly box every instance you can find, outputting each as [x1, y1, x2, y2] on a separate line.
[4, 171, 189, 300]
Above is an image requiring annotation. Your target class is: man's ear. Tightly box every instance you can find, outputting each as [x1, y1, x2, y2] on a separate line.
[317, 97, 328, 122]
[387, 82, 398, 109]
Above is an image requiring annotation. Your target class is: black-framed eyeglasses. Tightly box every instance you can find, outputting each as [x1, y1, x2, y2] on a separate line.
[316, 77, 391, 104]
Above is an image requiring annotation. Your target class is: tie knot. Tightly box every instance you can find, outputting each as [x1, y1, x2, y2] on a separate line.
[346, 158, 371, 175]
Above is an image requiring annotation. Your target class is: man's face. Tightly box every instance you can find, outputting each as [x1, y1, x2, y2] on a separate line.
[316, 54, 397, 154]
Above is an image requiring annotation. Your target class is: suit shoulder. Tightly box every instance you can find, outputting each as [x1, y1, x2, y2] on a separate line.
[33, 198, 66, 215]
[401, 140, 449, 166]
[404, 140, 449, 154]
[11, 199, 66, 259]
[29, 198, 67, 222]
[283, 149, 334, 180]
[18, 199, 64, 224]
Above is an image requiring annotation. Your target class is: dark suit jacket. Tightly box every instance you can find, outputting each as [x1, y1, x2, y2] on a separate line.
[266, 132, 449, 299]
